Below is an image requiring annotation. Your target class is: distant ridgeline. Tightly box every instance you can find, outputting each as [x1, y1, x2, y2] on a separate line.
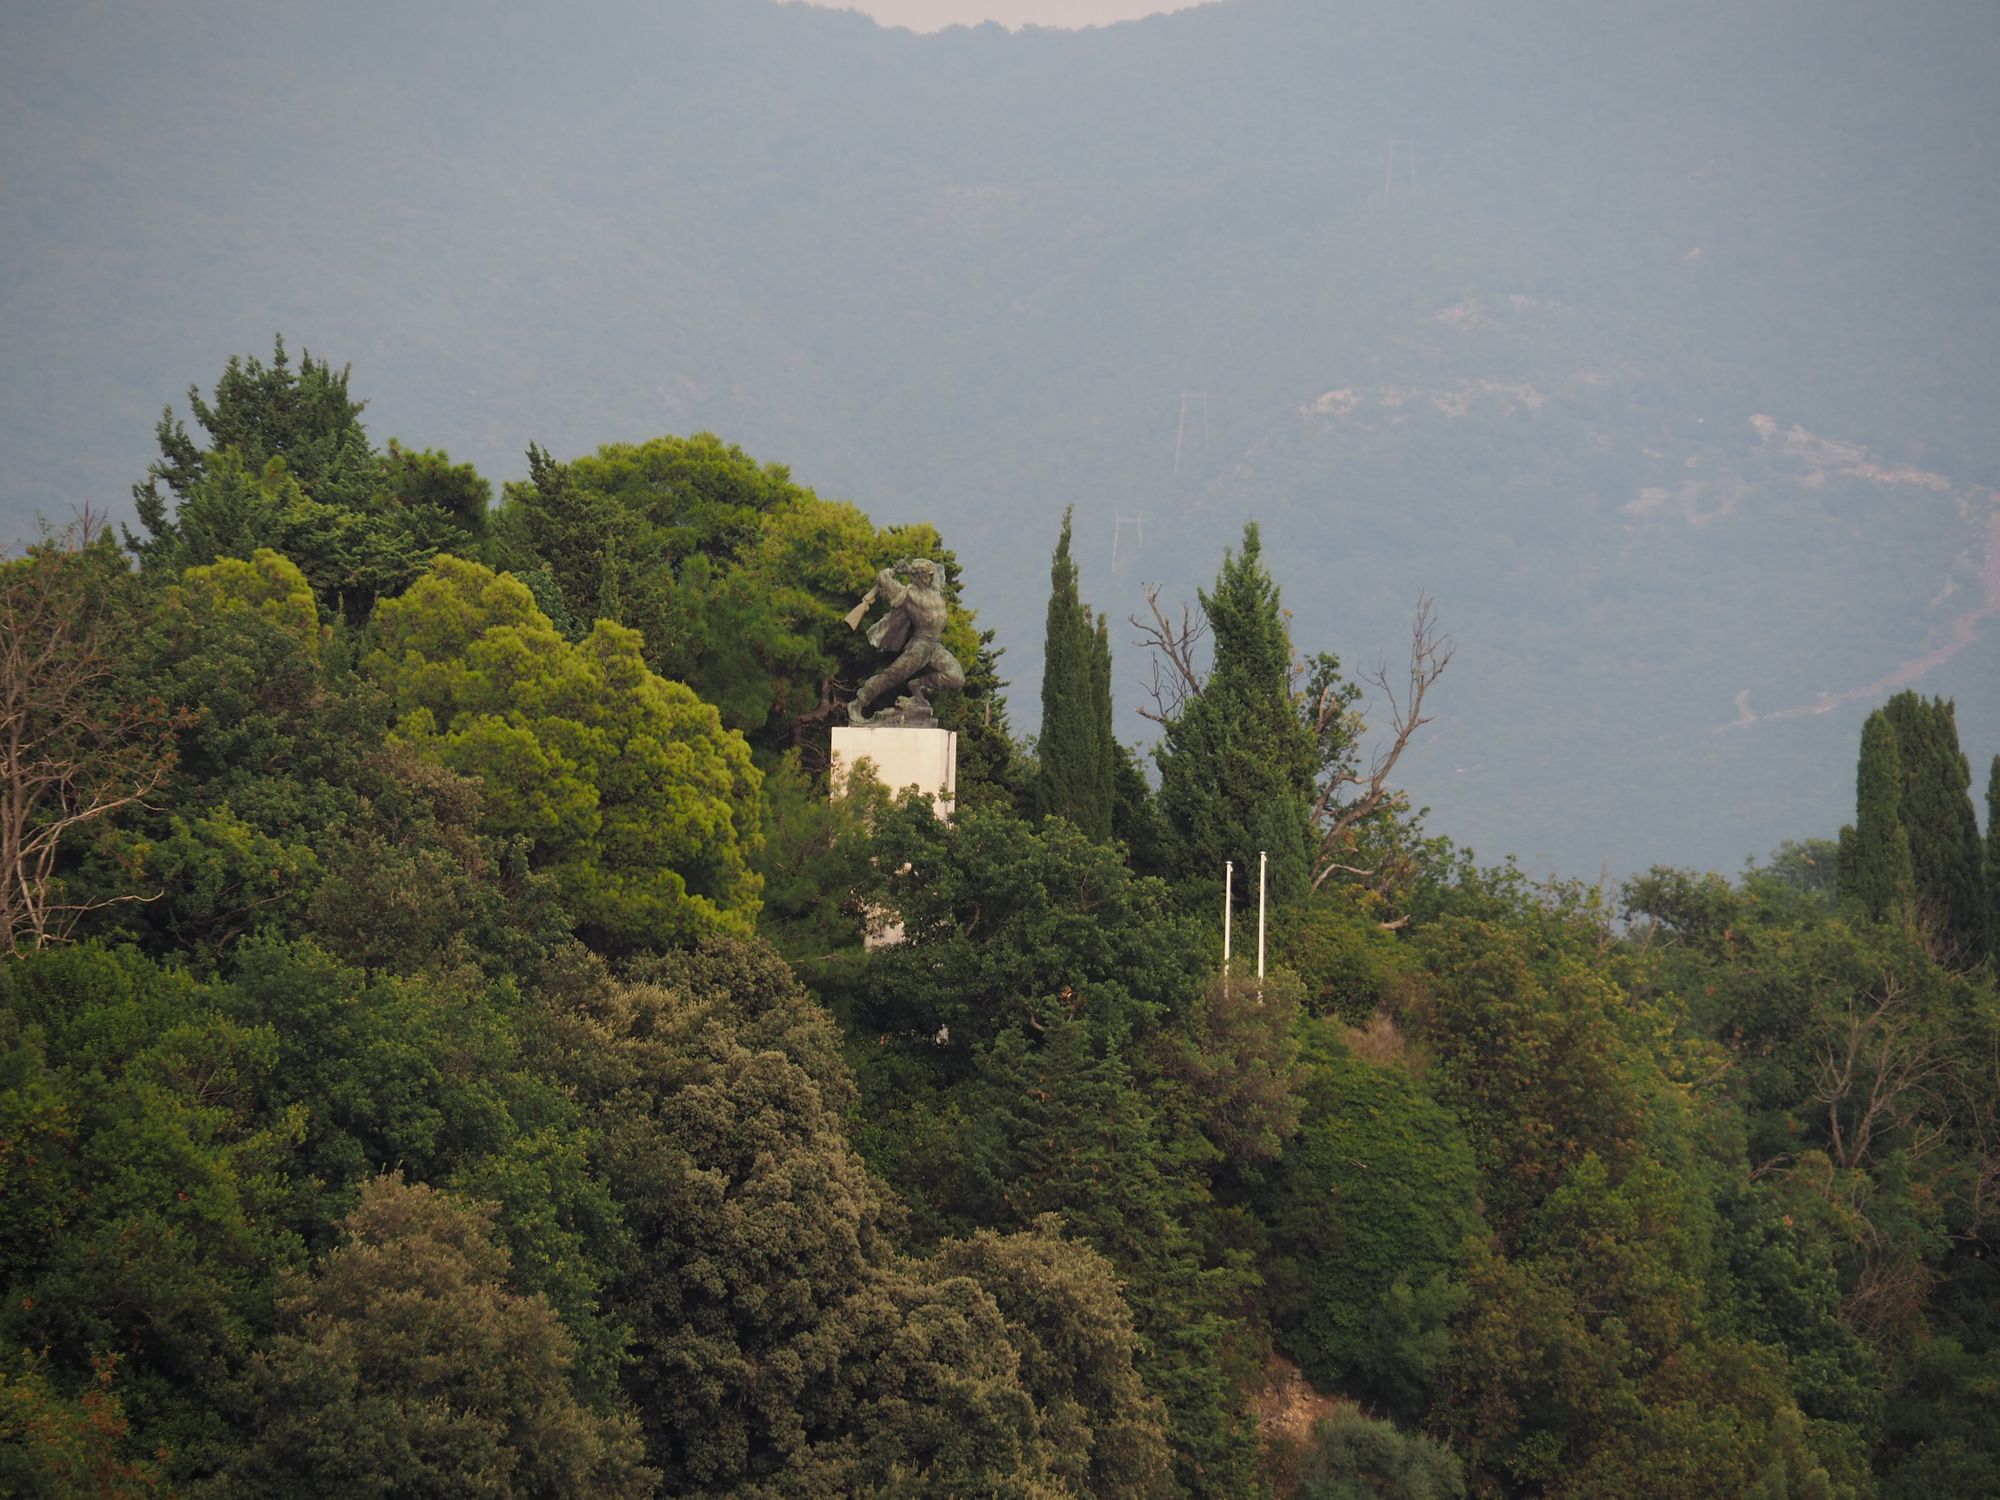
[2, 343, 1998, 1497]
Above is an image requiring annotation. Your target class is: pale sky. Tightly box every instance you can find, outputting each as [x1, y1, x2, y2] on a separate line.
[798, 0, 1214, 32]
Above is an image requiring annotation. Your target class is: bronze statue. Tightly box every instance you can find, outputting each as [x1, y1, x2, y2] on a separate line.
[846, 557, 965, 725]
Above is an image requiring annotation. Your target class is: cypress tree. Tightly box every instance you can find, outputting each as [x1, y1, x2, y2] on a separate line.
[1155, 522, 1317, 903]
[1843, 709, 1914, 923]
[1881, 692, 1984, 954]
[1834, 823, 1859, 905]
[1092, 608, 1116, 825]
[1986, 754, 2000, 964]
[1036, 508, 1115, 838]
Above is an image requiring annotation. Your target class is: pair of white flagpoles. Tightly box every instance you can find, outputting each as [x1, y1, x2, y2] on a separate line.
[1221, 852, 1266, 982]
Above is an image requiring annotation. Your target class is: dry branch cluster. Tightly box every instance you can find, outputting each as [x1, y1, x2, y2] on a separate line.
[0, 516, 184, 952]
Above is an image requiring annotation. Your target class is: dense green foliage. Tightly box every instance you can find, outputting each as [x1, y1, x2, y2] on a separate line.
[1155, 523, 1320, 906]
[221, 1174, 655, 1498]
[1838, 695, 1988, 962]
[1036, 508, 1116, 840]
[1878, 693, 1986, 958]
[5, 347, 1999, 1496]
[1988, 756, 2000, 964]
[1258, 1029, 1478, 1415]
[24, 0, 2000, 890]
[1839, 710, 1916, 923]
[131, 338, 486, 616]
[492, 434, 998, 761]
[1295, 1409, 1465, 1500]
[369, 555, 765, 949]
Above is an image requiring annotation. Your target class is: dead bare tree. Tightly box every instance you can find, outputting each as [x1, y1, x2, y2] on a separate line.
[1309, 594, 1452, 894]
[0, 515, 184, 953]
[1810, 974, 1955, 1172]
[1129, 582, 1208, 725]
[1743, 968, 1990, 1351]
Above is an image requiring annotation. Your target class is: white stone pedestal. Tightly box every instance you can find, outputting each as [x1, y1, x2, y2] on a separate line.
[830, 724, 958, 820]
[831, 724, 957, 949]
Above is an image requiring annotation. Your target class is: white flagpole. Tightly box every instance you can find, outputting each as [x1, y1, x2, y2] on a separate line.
[1257, 850, 1268, 985]
[1223, 860, 1233, 976]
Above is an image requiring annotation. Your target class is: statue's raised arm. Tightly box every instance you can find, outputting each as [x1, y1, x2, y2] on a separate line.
[845, 557, 965, 726]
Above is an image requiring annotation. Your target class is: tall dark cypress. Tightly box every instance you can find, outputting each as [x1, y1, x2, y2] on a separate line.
[1037, 508, 1115, 838]
[1881, 692, 1984, 954]
[1840, 709, 1915, 923]
[1091, 607, 1116, 820]
[1986, 754, 2000, 964]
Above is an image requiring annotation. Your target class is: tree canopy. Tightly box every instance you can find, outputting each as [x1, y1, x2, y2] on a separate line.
[6, 342, 2000, 1498]
[1036, 507, 1115, 840]
[1879, 692, 1985, 958]
[1154, 522, 1319, 906]
[369, 555, 765, 950]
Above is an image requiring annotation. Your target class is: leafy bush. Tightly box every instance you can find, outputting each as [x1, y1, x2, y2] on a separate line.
[1296, 1407, 1465, 1500]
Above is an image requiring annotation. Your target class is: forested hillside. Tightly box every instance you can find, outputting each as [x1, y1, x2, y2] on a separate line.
[3, 348, 1998, 1496]
[4, 0, 1997, 878]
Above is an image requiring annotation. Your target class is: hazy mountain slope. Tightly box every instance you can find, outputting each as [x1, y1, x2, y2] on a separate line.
[3, 0, 1995, 877]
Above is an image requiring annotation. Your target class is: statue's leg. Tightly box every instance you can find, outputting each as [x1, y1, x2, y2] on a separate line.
[904, 644, 967, 702]
[851, 643, 927, 723]
[850, 674, 888, 723]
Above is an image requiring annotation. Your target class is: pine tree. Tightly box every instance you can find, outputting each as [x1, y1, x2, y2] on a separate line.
[1155, 522, 1317, 902]
[1841, 709, 1915, 923]
[1036, 508, 1115, 839]
[132, 335, 377, 555]
[1881, 692, 1984, 955]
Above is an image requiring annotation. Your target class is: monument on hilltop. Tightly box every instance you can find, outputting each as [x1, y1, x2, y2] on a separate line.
[845, 556, 964, 728]
[831, 556, 962, 818]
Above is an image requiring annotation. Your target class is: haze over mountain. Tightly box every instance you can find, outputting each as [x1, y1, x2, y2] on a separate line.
[3, 0, 1995, 880]
[797, 0, 1210, 30]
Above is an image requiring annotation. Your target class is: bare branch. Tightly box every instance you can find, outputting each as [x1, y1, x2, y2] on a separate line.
[1129, 583, 1208, 725]
[1311, 593, 1453, 893]
[1810, 976, 1957, 1172]
[0, 513, 184, 955]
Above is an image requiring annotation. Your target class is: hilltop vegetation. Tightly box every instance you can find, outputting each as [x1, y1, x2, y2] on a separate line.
[5, 0, 1998, 879]
[2, 346, 1998, 1495]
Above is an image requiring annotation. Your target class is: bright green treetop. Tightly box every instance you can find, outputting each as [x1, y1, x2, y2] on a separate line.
[495, 435, 995, 757]
[174, 548, 323, 649]
[368, 556, 764, 950]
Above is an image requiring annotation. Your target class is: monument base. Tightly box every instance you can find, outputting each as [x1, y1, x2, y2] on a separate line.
[830, 724, 958, 820]
[831, 724, 957, 949]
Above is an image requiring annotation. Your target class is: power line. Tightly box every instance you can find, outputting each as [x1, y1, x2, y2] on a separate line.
[1172, 391, 1211, 476]
[1111, 514, 1144, 571]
